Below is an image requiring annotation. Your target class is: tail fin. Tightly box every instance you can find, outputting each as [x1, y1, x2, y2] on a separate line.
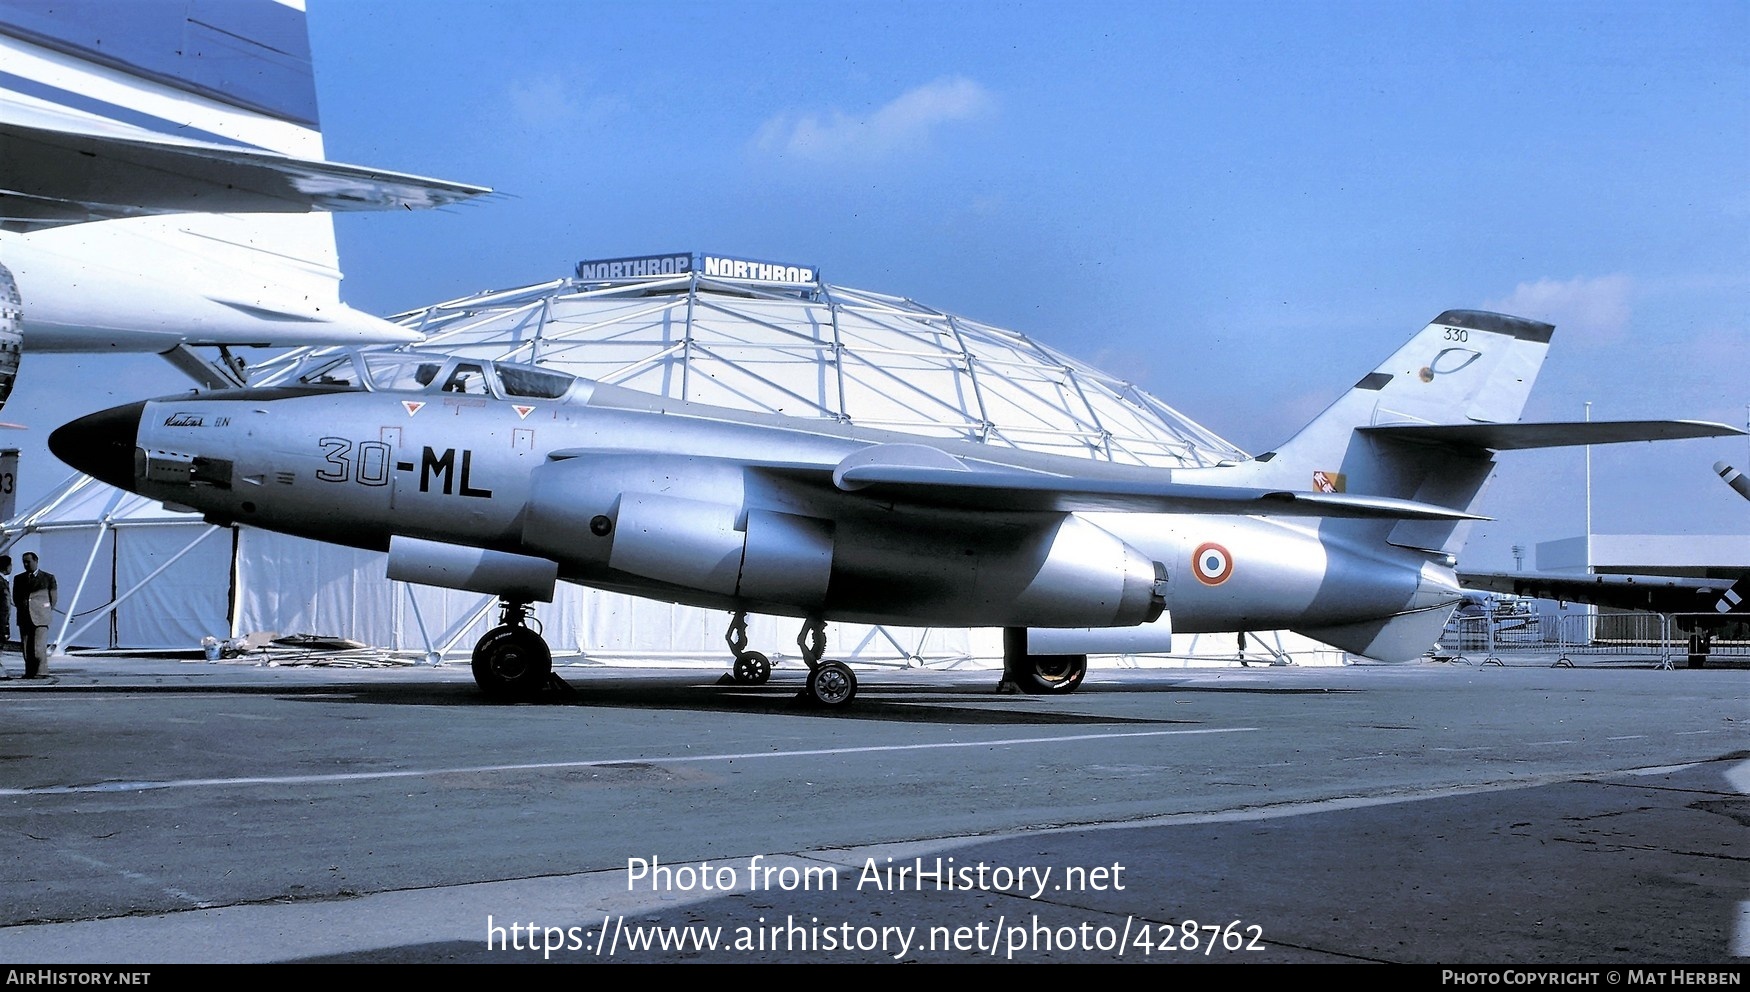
[1207, 310, 1556, 554]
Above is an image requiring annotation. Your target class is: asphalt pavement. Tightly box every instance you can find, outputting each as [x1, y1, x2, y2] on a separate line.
[0, 653, 1744, 964]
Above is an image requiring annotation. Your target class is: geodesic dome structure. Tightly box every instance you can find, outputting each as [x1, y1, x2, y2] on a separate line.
[259, 254, 1244, 469]
[17, 254, 1340, 667]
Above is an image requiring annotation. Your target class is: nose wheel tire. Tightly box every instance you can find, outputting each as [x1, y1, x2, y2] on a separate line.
[732, 651, 772, 684]
[471, 625, 552, 700]
[804, 660, 857, 707]
[1013, 653, 1087, 695]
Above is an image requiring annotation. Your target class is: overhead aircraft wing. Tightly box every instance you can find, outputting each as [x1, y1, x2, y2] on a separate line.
[1460, 569, 1748, 615]
[0, 118, 491, 231]
[0, 0, 497, 396]
[1360, 420, 1742, 451]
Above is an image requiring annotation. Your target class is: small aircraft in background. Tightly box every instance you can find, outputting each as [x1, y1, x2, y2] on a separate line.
[1459, 460, 1750, 663]
[48, 309, 1741, 705]
[1458, 568, 1748, 619]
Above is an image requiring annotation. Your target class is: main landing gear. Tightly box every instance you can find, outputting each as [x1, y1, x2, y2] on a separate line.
[472, 600, 554, 700]
[1001, 628, 1088, 695]
[724, 611, 857, 707]
[725, 611, 772, 685]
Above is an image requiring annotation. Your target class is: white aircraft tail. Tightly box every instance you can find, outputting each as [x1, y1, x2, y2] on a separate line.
[1205, 310, 1555, 555]
[1186, 309, 1742, 659]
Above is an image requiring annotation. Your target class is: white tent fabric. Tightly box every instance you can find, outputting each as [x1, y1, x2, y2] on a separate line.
[7, 480, 230, 651]
[16, 259, 1344, 666]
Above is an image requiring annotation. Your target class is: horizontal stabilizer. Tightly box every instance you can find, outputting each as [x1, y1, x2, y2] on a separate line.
[1361, 420, 1743, 451]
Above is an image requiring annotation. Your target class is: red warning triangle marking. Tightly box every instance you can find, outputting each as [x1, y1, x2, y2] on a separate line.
[513, 405, 535, 420]
[402, 401, 425, 416]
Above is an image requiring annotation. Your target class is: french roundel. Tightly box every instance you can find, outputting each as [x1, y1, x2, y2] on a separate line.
[1192, 542, 1233, 586]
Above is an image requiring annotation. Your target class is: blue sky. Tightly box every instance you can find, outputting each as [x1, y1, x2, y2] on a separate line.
[16, 0, 1750, 571]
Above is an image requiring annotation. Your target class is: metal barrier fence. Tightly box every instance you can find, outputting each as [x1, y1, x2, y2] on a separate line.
[1553, 612, 1675, 668]
[1666, 613, 1750, 664]
[1440, 611, 1553, 665]
[1438, 609, 1750, 668]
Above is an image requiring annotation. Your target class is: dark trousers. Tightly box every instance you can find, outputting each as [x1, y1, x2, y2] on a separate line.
[21, 624, 47, 677]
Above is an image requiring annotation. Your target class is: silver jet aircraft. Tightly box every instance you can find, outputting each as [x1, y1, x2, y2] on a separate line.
[47, 310, 1738, 705]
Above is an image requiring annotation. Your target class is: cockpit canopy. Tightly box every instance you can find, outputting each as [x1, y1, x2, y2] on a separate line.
[285, 352, 580, 401]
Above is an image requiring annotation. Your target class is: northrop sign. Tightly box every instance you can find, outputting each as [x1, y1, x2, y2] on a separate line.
[575, 254, 691, 280]
[701, 255, 816, 284]
[575, 252, 818, 285]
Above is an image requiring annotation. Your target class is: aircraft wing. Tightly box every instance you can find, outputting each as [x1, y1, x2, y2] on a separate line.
[822, 461, 1483, 520]
[1460, 569, 1748, 615]
[0, 118, 491, 231]
[1361, 420, 1743, 451]
[546, 441, 1483, 522]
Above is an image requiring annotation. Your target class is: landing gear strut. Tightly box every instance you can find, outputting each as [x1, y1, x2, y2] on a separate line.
[720, 612, 858, 707]
[472, 599, 553, 700]
[1002, 628, 1088, 694]
[725, 611, 771, 684]
[796, 617, 857, 707]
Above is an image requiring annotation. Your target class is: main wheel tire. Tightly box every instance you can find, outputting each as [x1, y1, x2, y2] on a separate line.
[471, 625, 552, 700]
[804, 660, 857, 707]
[733, 650, 772, 684]
[1011, 653, 1087, 695]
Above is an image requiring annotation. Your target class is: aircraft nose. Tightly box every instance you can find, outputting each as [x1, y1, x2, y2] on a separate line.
[49, 401, 146, 490]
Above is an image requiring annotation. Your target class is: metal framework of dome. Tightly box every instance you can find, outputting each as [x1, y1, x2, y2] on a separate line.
[254, 252, 1245, 469]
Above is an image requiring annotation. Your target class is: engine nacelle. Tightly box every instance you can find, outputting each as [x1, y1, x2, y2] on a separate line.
[522, 456, 836, 612]
[0, 262, 23, 412]
[999, 515, 1166, 628]
[521, 456, 1164, 627]
[386, 535, 558, 602]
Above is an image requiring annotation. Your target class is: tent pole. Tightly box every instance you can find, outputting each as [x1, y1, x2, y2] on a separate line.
[437, 595, 498, 659]
[59, 525, 222, 651]
[402, 582, 439, 664]
[51, 517, 113, 655]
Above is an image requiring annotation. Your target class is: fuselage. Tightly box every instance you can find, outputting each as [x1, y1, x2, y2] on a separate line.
[50, 353, 1459, 636]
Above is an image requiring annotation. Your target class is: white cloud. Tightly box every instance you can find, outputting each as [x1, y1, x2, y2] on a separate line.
[753, 77, 994, 163]
[1486, 274, 1635, 342]
[505, 73, 626, 129]
[507, 75, 578, 126]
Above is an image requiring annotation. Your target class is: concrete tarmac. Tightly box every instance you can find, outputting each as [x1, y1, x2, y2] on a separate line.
[0, 654, 1744, 964]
